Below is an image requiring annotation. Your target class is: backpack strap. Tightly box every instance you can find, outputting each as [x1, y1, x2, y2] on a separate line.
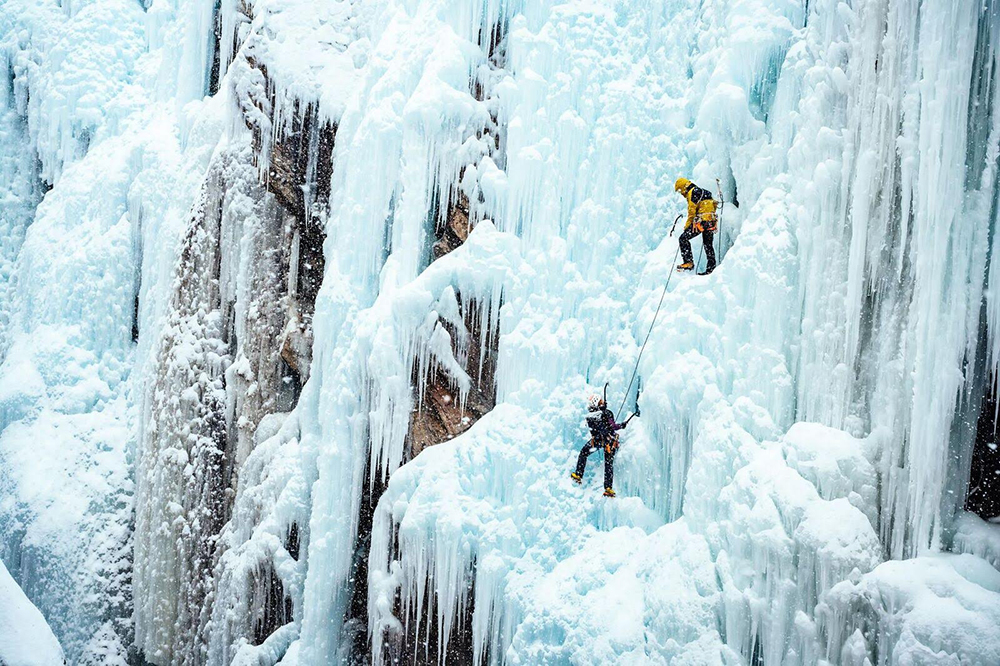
[689, 186, 713, 204]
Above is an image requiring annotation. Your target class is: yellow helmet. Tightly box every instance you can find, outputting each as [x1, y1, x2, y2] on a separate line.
[674, 177, 692, 193]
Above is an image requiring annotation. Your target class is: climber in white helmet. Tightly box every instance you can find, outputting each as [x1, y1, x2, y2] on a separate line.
[570, 384, 638, 497]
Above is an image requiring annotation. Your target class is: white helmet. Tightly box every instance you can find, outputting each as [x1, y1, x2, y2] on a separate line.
[588, 394, 605, 411]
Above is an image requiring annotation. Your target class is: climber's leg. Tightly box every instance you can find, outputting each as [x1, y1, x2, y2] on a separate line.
[678, 226, 697, 270]
[702, 229, 717, 273]
[572, 440, 597, 482]
[603, 442, 617, 490]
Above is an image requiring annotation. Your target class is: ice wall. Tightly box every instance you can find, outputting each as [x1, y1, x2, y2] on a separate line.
[0, 0, 145, 646]
[953, 511, 1000, 568]
[0, 55, 42, 358]
[826, 553, 1000, 665]
[202, 0, 1000, 663]
[1, 0, 1000, 664]
[0, 0, 231, 662]
[356, 0, 1000, 664]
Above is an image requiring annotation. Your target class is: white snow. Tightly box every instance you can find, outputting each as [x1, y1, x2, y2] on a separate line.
[781, 422, 878, 527]
[0, 559, 64, 666]
[828, 553, 1000, 665]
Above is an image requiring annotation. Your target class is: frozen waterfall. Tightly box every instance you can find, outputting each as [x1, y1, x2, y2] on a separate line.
[1, 0, 999, 665]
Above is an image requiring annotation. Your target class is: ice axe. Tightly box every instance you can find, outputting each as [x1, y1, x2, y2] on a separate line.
[668, 213, 683, 237]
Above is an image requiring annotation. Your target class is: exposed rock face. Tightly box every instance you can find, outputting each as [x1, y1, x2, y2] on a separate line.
[134, 158, 234, 665]
[134, 35, 339, 659]
[267, 106, 334, 387]
[135, 136, 316, 661]
[220, 1, 336, 465]
[416, 22, 503, 448]
[236, 36, 334, 387]
[432, 191, 472, 260]
[408, 293, 498, 459]
[362, 18, 508, 665]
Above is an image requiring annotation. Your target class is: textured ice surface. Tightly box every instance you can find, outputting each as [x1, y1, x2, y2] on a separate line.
[0, 0, 999, 664]
[953, 512, 1000, 569]
[828, 554, 1000, 666]
[0, 0, 226, 662]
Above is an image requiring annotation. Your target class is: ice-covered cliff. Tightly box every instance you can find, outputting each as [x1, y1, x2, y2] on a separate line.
[1, 0, 1000, 664]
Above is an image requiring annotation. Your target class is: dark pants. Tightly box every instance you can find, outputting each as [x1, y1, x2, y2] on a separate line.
[679, 226, 716, 270]
[575, 438, 617, 489]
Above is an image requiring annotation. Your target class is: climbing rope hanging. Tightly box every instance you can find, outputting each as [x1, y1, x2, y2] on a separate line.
[615, 242, 681, 420]
[615, 181, 726, 420]
[715, 178, 725, 262]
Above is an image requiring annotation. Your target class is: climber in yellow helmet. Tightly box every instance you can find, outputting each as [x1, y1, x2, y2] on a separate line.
[674, 178, 718, 275]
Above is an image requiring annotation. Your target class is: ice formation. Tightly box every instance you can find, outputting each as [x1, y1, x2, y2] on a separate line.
[1, 0, 999, 665]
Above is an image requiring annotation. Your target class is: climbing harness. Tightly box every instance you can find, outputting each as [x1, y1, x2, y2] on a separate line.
[615, 242, 682, 420]
[693, 181, 726, 273]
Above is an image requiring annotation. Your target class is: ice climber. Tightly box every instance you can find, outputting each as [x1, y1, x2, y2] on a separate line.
[674, 177, 718, 275]
[571, 386, 638, 497]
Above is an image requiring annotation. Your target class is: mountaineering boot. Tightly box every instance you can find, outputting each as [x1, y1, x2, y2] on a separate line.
[570, 472, 582, 484]
[676, 262, 694, 272]
[603, 487, 616, 498]
[698, 265, 716, 276]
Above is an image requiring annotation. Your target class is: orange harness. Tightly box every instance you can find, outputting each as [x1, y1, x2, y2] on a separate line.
[692, 213, 718, 234]
[591, 434, 620, 455]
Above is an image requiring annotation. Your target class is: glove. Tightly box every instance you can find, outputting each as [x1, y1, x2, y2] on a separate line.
[634, 405, 641, 418]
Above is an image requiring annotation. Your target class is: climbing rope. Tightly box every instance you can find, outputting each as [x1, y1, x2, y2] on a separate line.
[715, 178, 725, 263]
[616, 242, 682, 420]
[615, 182, 727, 419]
